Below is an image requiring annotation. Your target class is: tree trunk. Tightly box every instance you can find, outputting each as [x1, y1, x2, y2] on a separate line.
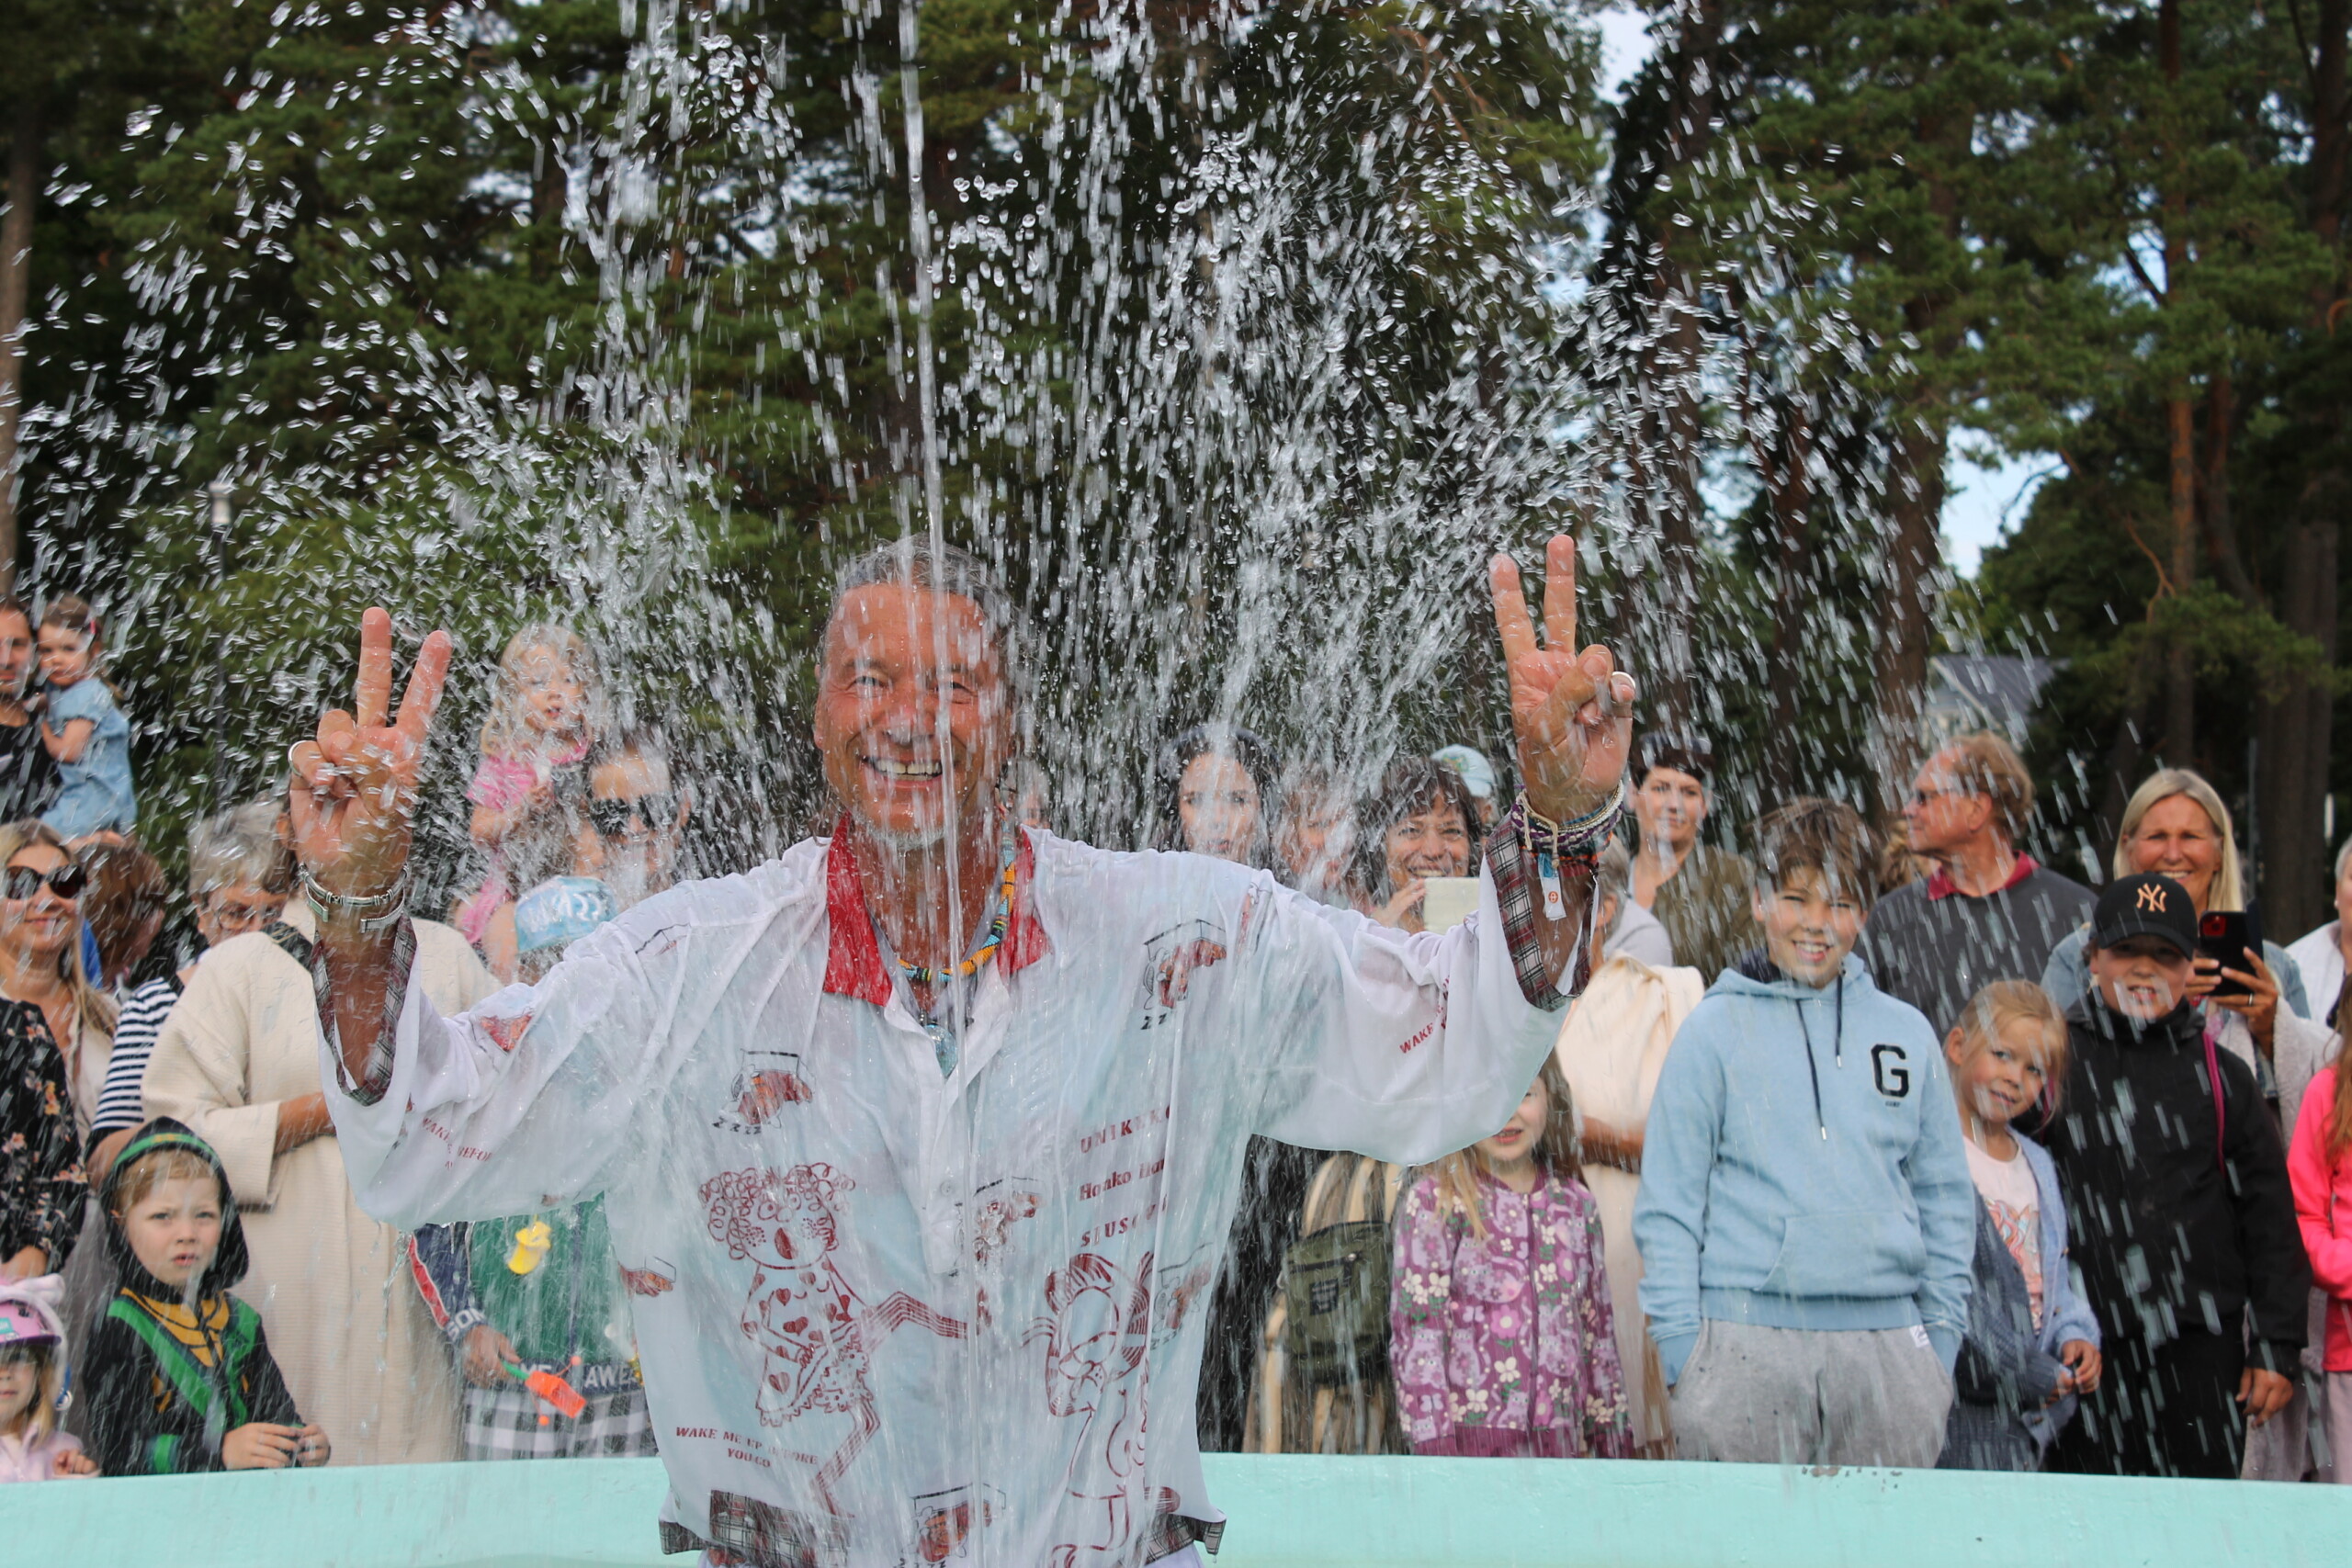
[2097, 649, 2162, 863]
[2261, 486, 2341, 935]
[1872, 90, 1967, 812]
[1874, 417, 1944, 795]
[1640, 293, 1705, 739]
[0, 98, 38, 599]
[2256, 0, 2346, 929]
[2152, 0, 2197, 767]
[2164, 391, 2198, 765]
[1763, 400, 1815, 801]
[1623, 0, 1722, 743]
[2199, 375, 2258, 604]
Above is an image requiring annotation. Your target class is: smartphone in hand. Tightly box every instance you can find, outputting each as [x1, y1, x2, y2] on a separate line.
[2198, 909, 2260, 998]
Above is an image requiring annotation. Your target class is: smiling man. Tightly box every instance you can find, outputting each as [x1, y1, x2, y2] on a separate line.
[288, 534, 1629, 1568]
[1859, 733, 2092, 1035]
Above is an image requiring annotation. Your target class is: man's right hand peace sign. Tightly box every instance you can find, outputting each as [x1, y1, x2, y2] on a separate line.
[288, 608, 453, 910]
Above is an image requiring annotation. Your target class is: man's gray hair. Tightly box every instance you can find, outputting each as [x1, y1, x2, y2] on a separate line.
[188, 799, 293, 898]
[831, 536, 1035, 739]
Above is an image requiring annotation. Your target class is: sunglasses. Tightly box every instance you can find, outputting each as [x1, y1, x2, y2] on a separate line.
[588, 794, 676, 837]
[4, 863, 86, 902]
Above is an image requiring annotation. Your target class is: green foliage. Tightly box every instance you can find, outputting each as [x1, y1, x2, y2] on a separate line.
[14, 0, 1606, 873]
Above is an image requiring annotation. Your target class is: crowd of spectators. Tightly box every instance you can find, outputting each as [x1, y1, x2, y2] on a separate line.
[1, 602, 2347, 1497]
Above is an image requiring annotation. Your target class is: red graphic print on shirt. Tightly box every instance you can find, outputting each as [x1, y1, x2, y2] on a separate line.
[702, 1164, 966, 1517]
[1029, 1249, 1155, 1568]
[479, 1012, 533, 1054]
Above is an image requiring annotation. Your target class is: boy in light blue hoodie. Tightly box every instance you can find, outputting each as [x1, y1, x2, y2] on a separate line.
[1634, 798, 1974, 1467]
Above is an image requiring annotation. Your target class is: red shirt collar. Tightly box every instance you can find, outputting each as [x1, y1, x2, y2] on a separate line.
[821, 816, 1049, 1006]
[1924, 851, 2039, 902]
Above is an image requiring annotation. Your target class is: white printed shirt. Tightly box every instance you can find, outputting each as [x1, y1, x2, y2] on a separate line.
[322, 826, 1571, 1568]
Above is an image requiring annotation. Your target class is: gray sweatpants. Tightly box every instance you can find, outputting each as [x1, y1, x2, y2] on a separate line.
[1670, 1320, 1952, 1468]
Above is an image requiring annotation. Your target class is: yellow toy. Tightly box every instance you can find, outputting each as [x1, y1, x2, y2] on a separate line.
[506, 1219, 552, 1275]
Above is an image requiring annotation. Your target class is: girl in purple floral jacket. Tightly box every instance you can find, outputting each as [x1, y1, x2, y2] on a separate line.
[1390, 1055, 1632, 1458]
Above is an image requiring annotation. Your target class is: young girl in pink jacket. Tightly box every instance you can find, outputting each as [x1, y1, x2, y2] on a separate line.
[2288, 1058, 2352, 1483]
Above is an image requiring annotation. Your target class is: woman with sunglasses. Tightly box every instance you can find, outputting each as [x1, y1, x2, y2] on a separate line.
[0, 822, 113, 1147]
[0, 824, 78, 1281]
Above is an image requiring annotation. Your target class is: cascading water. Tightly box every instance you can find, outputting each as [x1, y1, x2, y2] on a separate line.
[0, 0, 2018, 1558]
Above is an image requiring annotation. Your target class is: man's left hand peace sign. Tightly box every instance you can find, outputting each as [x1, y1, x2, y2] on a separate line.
[1489, 534, 1635, 824]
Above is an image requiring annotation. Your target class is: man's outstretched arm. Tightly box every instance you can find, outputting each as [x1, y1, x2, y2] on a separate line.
[291, 609, 665, 1226]
[288, 606, 448, 1096]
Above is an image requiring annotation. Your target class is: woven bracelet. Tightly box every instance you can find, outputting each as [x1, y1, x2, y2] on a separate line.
[1509, 781, 1624, 863]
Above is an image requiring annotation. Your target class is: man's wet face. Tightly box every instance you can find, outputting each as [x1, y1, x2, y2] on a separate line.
[813, 584, 1011, 848]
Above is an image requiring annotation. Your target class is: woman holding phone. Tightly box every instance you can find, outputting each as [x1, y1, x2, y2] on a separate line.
[2041, 770, 2312, 1054]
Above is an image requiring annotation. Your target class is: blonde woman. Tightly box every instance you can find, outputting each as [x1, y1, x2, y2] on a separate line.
[2041, 770, 2312, 1044]
[0, 820, 115, 1139]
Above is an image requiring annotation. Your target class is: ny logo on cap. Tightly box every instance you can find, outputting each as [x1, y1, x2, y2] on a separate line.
[2136, 884, 2166, 912]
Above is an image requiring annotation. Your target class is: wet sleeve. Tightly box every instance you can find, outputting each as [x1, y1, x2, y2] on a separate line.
[91, 981, 174, 1135]
[320, 902, 706, 1229]
[2038, 932, 2089, 1017]
[243, 1319, 304, 1428]
[409, 1224, 484, 1342]
[2222, 1054, 2313, 1368]
[1950, 1203, 2064, 1411]
[2041, 1183, 2102, 1353]
[1631, 1015, 1724, 1382]
[1906, 1041, 1977, 1369]
[2290, 1074, 2352, 1298]
[1244, 851, 1583, 1166]
[2271, 1008, 2335, 1134]
[1388, 1175, 1455, 1446]
[2273, 942, 2312, 1022]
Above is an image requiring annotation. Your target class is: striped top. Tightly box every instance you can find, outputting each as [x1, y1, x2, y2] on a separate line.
[91, 976, 180, 1136]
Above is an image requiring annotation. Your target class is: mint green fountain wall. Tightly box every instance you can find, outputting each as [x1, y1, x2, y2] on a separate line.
[6, 1455, 2350, 1567]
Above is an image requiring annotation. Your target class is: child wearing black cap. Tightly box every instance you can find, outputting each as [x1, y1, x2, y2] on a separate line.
[2040, 873, 2310, 1478]
[82, 1119, 328, 1474]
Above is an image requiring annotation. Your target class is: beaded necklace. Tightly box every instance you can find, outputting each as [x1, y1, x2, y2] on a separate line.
[894, 823, 1020, 990]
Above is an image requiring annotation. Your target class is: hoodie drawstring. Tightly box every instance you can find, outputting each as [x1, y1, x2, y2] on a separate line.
[1792, 975, 1845, 1141]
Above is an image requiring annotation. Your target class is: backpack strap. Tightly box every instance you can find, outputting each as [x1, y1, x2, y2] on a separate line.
[263, 920, 314, 969]
[1300, 1155, 1352, 1234]
[1341, 1156, 1378, 1225]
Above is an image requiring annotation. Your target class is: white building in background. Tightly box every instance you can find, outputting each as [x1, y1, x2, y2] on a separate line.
[1921, 654, 2059, 749]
